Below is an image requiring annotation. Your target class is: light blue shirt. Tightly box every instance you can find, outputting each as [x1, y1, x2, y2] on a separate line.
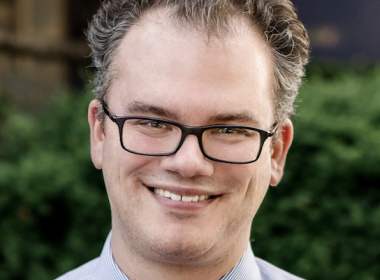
[56, 232, 304, 280]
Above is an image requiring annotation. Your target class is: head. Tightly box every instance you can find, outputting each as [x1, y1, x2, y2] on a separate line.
[87, 0, 309, 278]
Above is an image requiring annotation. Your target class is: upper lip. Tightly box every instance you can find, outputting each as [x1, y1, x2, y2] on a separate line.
[143, 183, 222, 197]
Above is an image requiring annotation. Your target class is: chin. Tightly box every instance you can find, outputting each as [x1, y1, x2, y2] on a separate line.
[146, 233, 217, 264]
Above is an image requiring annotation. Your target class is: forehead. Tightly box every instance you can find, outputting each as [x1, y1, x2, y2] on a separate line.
[108, 10, 275, 126]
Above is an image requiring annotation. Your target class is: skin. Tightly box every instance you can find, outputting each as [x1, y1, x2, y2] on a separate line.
[88, 10, 293, 280]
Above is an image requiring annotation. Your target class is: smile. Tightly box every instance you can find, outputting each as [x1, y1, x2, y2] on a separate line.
[153, 188, 211, 202]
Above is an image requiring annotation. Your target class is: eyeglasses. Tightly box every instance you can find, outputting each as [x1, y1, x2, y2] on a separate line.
[102, 102, 278, 164]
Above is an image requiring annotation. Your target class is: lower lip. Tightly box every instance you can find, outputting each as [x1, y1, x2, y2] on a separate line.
[148, 189, 216, 211]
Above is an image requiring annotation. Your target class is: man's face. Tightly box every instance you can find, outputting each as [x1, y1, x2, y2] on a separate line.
[89, 12, 291, 268]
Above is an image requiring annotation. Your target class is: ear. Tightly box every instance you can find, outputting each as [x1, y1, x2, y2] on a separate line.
[88, 100, 104, 169]
[270, 118, 293, 186]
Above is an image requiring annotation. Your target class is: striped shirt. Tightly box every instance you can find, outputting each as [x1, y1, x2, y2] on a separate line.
[56, 232, 304, 280]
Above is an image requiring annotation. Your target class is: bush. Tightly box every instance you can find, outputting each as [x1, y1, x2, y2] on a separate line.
[0, 92, 110, 280]
[0, 64, 380, 280]
[252, 65, 380, 280]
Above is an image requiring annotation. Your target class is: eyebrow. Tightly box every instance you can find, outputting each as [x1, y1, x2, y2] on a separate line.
[207, 112, 261, 126]
[125, 102, 179, 120]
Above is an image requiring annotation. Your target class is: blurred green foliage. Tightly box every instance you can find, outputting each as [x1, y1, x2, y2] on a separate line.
[0, 63, 379, 280]
[252, 63, 380, 280]
[0, 92, 110, 280]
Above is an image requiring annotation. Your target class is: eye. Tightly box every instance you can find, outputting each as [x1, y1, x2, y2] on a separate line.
[134, 119, 172, 131]
[147, 121, 166, 129]
[217, 127, 249, 136]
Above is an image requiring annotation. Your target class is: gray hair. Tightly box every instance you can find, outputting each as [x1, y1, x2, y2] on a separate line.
[86, 0, 309, 123]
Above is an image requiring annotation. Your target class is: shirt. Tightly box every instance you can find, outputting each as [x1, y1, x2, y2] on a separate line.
[56, 232, 304, 280]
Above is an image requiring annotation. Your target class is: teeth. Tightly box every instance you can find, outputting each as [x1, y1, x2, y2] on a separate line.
[182, 196, 193, 202]
[192, 195, 199, 202]
[171, 193, 181, 201]
[153, 188, 210, 202]
[164, 190, 171, 198]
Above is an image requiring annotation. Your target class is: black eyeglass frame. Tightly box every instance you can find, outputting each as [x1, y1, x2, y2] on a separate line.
[102, 101, 279, 164]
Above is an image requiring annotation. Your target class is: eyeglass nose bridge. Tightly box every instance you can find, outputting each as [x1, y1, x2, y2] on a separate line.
[170, 125, 208, 158]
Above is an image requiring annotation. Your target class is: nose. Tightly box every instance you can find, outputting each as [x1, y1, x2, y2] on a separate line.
[160, 135, 214, 178]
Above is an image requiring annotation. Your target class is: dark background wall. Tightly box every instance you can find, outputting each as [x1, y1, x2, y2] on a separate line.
[292, 0, 380, 61]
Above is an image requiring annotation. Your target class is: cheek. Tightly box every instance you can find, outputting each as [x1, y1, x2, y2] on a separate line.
[218, 154, 271, 195]
[213, 163, 270, 241]
[220, 150, 272, 211]
[101, 133, 148, 206]
[103, 152, 155, 236]
[246, 152, 272, 214]
[102, 125, 151, 178]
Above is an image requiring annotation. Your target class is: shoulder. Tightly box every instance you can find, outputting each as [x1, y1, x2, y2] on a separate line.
[55, 257, 99, 280]
[255, 257, 305, 280]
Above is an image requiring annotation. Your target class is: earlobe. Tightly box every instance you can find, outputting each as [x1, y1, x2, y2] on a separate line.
[88, 100, 104, 169]
[269, 118, 293, 186]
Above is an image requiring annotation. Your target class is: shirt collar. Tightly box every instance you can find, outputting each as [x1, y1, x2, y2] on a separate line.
[95, 232, 262, 280]
[220, 243, 262, 280]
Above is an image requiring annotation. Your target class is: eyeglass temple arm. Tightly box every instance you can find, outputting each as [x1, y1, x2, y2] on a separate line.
[101, 100, 117, 121]
[268, 123, 279, 136]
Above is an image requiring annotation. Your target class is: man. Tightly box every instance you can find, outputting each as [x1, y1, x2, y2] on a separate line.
[57, 0, 309, 279]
